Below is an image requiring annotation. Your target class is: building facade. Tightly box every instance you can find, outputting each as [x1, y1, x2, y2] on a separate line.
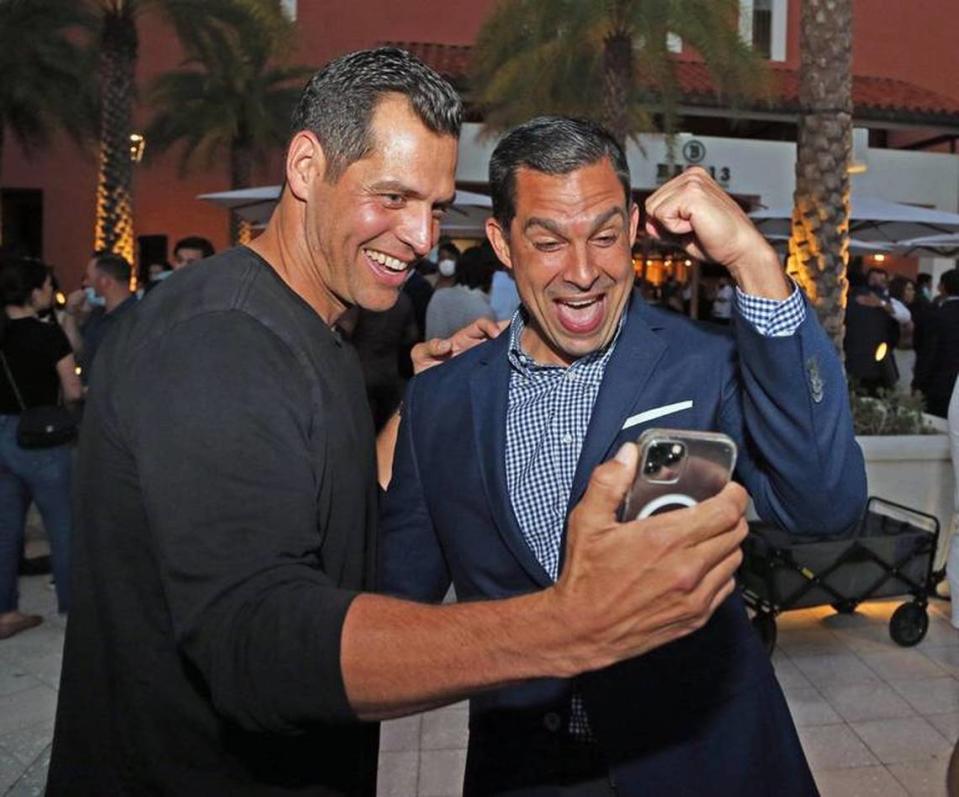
[3, 0, 959, 286]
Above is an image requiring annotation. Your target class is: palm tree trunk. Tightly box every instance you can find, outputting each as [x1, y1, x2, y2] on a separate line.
[229, 142, 253, 246]
[602, 28, 633, 146]
[94, 6, 138, 264]
[788, 0, 853, 354]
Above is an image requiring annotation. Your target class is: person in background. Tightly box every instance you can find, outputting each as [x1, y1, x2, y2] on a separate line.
[889, 276, 917, 391]
[917, 272, 934, 303]
[144, 260, 174, 292]
[428, 239, 459, 288]
[349, 292, 419, 431]
[946, 376, 959, 629]
[402, 260, 433, 343]
[62, 253, 137, 386]
[845, 268, 906, 394]
[0, 255, 83, 637]
[711, 274, 734, 325]
[489, 257, 521, 321]
[172, 236, 215, 270]
[915, 268, 959, 418]
[425, 243, 496, 339]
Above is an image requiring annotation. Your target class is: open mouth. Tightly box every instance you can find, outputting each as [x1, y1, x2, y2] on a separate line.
[554, 295, 606, 334]
[363, 248, 409, 285]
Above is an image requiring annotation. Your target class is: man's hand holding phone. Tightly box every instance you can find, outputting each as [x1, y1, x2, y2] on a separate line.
[546, 442, 748, 676]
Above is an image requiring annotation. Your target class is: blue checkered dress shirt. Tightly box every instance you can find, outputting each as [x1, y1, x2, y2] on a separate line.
[504, 285, 805, 736]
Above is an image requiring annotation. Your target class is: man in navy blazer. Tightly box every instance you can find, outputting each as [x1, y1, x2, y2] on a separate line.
[380, 117, 866, 795]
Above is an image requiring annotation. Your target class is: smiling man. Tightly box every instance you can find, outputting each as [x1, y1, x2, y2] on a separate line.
[380, 117, 867, 795]
[48, 53, 754, 797]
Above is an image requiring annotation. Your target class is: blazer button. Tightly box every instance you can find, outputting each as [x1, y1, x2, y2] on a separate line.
[543, 712, 562, 733]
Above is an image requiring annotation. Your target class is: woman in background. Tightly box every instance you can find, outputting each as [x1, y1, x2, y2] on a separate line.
[0, 255, 82, 638]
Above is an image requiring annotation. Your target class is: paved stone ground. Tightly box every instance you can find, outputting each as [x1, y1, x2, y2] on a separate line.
[2, 569, 957, 796]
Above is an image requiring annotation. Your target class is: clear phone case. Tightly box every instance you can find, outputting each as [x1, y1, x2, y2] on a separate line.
[620, 428, 738, 521]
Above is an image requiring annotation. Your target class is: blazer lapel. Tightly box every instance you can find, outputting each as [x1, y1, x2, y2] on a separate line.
[567, 296, 668, 510]
[470, 332, 553, 588]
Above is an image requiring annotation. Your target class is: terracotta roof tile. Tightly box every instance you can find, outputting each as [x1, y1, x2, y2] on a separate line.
[385, 41, 959, 123]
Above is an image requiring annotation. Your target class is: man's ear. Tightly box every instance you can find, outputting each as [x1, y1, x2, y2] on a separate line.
[486, 217, 514, 272]
[286, 131, 327, 201]
[628, 201, 640, 248]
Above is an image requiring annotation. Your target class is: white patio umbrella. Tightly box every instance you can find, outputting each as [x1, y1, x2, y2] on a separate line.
[897, 233, 959, 257]
[197, 185, 281, 225]
[197, 185, 492, 236]
[750, 196, 959, 244]
[763, 233, 896, 257]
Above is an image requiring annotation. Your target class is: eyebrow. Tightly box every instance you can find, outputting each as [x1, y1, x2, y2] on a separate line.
[368, 180, 455, 210]
[524, 206, 627, 238]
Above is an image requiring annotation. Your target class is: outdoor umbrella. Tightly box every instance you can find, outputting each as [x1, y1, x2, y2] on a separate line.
[897, 233, 959, 257]
[763, 233, 895, 256]
[750, 195, 959, 244]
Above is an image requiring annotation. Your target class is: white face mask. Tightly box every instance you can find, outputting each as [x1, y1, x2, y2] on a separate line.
[84, 286, 106, 308]
[438, 259, 456, 278]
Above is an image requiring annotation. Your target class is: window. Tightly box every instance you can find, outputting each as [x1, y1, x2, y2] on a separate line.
[280, 0, 296, 21]
[739, 0, 786, 61]
[752, 0, 772, 58]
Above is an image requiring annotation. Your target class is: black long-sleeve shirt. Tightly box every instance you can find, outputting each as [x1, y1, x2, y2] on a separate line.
[48, 248, 379, 796]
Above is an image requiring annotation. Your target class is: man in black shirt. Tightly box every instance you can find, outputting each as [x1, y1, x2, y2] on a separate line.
[62, 252, 137, 385]
[49, 48, 750, 795]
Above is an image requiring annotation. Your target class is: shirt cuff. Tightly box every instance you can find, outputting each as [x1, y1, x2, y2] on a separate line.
[734, 280, 806, 338]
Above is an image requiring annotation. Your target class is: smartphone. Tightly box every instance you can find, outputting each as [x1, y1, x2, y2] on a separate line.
[620, 429, 738, 521]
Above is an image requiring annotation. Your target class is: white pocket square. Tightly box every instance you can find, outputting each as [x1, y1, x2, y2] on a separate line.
[622, 400, 694, 430]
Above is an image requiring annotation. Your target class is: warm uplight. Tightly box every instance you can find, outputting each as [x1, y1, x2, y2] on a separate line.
[74, 366, 82, 376]
[684, 259, 692, 267]
[55, 291, 66, 306]
[848, 163, 868, 175]
[873, 253, 886, 263]
[874, 342, 888, 362]
[129, 133, 146, 163]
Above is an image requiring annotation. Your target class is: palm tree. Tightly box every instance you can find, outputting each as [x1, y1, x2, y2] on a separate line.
[470, 0, 769, 148]
[0, 0, 90, 243]
[88, 0, 283, 262]
[145, 8, 310, 244]
[787, 0, 853, 353]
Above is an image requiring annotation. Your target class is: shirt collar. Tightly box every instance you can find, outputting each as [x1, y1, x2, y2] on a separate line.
[507, 303, 627, 379]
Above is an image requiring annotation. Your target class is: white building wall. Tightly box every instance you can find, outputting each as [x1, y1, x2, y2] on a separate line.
[458, 122, 959, 216]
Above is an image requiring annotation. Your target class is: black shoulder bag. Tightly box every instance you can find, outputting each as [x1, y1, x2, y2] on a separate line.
[0, 351, 77, 448]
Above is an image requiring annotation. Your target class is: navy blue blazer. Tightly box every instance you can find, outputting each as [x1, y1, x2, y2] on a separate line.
[380, 292, 866, 796]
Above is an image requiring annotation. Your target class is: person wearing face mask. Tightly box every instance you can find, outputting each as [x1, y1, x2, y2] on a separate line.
[0, 255, 83, 637]
[62, 252, 137, 386]
[424, 243, 496, 340]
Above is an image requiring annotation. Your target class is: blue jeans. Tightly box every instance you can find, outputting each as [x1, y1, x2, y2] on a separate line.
[0, 415, 73, 614]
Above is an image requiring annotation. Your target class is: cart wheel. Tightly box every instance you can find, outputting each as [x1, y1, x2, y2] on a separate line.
[889, 602, 929, 647]
[831, 601, 859, 615]
[752, 612, 777, 655]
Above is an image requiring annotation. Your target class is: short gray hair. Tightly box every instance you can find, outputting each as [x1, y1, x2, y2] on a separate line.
[290, 47, 463, 182]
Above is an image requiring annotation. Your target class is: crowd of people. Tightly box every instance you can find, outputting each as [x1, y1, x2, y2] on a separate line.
[0, 236, 214, 640]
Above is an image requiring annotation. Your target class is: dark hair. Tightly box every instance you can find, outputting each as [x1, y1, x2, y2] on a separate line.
[173, 236, 215, 259]
[438, 240, 461, 261]
[91, 252, 131, 284]
[916, 272, 932, 288]
[941, 268, 959, 296]
[866, 267, 888, 280]
[290, 47, 463, 183]
[456, 244, 496, 291]
[489, 116, 631, 231]
[888, 275, 914, 302]
[0, 254, 50, 307]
